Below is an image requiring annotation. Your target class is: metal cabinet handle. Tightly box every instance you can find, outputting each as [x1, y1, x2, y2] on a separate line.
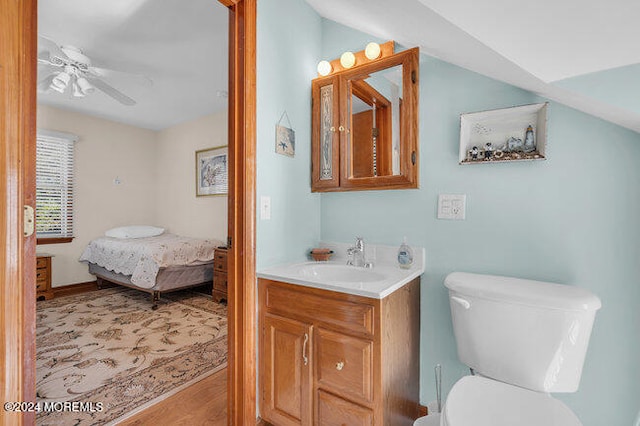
[302, 333, 309, 366]
[338, 125, 345, 132]
[335, 361, 344, 371]
[330, 126, 336, 132]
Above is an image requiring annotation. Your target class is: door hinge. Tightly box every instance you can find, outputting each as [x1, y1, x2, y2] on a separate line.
[227, 236, 232, 249]
[411, 70, 416, 84]
[24, 205, 35, 237]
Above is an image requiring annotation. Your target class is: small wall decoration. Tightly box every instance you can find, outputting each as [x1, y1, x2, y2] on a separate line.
[275, 110, 295, 157]
[196, 146, 228, 196]
[459, 103, 548, 164]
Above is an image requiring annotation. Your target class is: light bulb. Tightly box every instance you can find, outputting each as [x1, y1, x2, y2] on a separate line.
[72, 82, 85, 98]
[76, 77, 94, 94]
[365, 42, 381, 60]
[317, 60, 332, 76]
[340, 51, 356, 69]
[51, 71, 70, 90]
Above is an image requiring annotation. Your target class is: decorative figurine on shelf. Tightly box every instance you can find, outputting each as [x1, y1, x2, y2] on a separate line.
[506, 137, 523, 152]
[470, 146, 479, 160]
[484, 142, 493, 160]
[523, 125, 535, 153]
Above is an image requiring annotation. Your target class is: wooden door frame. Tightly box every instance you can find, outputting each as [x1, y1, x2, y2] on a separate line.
[0, 0, 257, 424]
[1, 0, 38, 424]
[220, 0, 257, 424]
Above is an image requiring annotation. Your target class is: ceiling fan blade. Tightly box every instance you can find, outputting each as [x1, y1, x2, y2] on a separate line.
[87, 66, 153, 87]
[38, 57, 62, 68]
[87, 78, 136, 106]
[38, 35, 69, 61]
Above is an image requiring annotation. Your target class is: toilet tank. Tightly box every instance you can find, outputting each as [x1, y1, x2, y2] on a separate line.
[445, 272, 601, 393]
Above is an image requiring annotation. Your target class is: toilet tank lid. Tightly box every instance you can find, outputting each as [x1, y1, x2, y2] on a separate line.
[445, 272, 602, 311]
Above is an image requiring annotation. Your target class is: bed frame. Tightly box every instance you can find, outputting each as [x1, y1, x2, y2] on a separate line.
[89, 262, 214, 310]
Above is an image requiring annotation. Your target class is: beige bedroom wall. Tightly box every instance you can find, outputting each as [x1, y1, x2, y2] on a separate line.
[155, 110, 228, 242]
[37, 105, 159, 287]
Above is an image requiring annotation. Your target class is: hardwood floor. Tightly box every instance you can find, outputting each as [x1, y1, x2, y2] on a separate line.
[119, 368, 227, 425]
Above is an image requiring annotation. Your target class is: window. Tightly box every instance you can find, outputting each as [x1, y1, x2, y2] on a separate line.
[36, 129, 77, 243]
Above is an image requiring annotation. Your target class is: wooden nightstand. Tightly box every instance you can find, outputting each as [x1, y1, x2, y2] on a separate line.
[212, 247, 228, 303]
[36, 254, 54, 301]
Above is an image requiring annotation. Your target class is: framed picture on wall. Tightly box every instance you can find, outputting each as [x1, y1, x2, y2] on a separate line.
[196, 146, 228, 196]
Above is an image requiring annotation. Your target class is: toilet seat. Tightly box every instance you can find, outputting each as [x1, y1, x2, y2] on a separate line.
[442, 376, 582, 426]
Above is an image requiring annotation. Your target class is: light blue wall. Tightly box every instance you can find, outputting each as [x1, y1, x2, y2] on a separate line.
[256, 7, 640, 424]
[553, 63, 640, 115]
[319, 20, 640, 426]
[256, 0, 322, 269]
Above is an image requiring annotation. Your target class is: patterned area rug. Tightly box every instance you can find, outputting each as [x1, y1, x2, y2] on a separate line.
[36, 287, 227, 425]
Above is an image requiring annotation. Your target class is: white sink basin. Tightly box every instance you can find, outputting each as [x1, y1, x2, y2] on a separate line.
[257, 243, 424, 299]
[297, 263, 385, 283]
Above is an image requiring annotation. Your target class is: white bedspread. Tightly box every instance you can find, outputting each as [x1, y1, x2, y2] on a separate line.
[79, 233, 224, 289]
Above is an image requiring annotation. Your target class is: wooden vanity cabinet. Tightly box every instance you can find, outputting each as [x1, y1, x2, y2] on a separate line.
[259, 278, 420, 426]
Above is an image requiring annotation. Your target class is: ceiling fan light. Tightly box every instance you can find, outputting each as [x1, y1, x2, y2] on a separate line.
[50, 82, 66, 93]
[72, 82, 85, 98]
[51, 71, 70, 90]
[76, 77, 94, 94]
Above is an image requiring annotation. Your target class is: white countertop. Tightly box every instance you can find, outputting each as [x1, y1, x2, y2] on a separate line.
[257, 241, 425, 299]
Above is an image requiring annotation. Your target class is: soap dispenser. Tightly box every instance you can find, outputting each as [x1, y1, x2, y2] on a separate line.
[397, 237, 414, 269]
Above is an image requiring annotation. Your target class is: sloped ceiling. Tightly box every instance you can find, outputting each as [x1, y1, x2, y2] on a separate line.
[305, 0, 640, 134]
[37, 0, 228, 131]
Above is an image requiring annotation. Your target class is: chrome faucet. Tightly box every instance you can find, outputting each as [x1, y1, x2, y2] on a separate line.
[346, 237, 373, 268]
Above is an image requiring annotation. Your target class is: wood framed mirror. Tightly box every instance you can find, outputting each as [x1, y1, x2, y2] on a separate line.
[311, 46, 419, 192]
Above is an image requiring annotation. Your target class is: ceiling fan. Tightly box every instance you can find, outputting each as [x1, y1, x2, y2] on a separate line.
[37, 35, 152, 106]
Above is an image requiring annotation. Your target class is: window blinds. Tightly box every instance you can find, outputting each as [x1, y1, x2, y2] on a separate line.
[36, 130, 76, 239]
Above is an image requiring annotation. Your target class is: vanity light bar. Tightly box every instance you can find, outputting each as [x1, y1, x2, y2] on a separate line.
[316, 40, 395, 77]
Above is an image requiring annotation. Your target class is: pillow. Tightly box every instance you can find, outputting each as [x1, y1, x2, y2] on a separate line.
[105, 225, 165, 239]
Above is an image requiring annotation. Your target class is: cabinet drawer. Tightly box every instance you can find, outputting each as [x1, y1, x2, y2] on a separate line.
[213, 274, 227, 292]
[213, 255, 227, 272]
[36, 279, 45, 291]
[264, 282, 374, 337]
[37, 257, 48, 268]
[36, 269, 48, 280]
[317, 390, 373, 426]
[316, 328, 373, 404]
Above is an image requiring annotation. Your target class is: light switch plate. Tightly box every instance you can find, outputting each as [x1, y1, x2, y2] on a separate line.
[437, 194, 466, 220]
[260, 196, 271, 220]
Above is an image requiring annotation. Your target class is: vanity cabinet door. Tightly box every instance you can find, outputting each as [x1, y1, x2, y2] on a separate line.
[312, 76, 342, 191]
[261, 313, 313, 426]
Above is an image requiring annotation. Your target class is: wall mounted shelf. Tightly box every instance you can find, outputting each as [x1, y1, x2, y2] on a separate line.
[459, 102, 548, 164]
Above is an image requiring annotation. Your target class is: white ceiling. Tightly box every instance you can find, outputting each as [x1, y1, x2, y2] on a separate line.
[305, 0, 640, 134]
[38, 0, 228, 131]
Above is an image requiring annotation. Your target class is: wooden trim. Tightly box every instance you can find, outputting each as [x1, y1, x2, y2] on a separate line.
[1, 0, 37, 424]
[36, 237, 73, 245]
[223, 0, 257, 424]
[218, 0, 241, 7]
[50, 280, 120, 299]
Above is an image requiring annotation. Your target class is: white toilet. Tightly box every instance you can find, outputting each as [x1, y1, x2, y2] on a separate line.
[415, 272, 601, 426]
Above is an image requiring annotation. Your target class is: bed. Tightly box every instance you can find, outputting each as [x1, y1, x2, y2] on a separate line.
[79, 233, 225, 309]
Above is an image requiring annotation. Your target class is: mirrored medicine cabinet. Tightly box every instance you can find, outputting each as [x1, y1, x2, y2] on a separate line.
[311, 46, 419, 192]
